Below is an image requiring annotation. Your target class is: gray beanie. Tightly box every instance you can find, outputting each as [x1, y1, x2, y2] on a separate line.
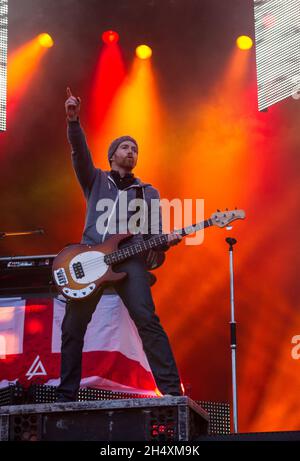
[108, 136, 138, 163]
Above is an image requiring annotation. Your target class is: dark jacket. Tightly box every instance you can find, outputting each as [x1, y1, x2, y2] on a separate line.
[67, 121, 168, 267]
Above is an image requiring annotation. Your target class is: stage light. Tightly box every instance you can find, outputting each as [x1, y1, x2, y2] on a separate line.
[102, 30, 119, 45]
[38, 33, 54, 48]
[136, 45, 152, 60]
[236, 36, 253, 50]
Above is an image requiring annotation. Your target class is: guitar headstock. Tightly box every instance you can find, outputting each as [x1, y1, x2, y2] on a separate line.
[210, 209, 246, 228]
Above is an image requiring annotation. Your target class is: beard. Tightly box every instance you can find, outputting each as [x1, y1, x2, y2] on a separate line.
[122, 157, 136, 168]
[113, 153, 137, 171]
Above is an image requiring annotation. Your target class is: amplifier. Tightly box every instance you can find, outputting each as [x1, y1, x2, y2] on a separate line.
[0, 255, 56, 296]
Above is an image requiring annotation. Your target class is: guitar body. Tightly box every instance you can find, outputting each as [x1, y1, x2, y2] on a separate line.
[52, 233, 130, 301]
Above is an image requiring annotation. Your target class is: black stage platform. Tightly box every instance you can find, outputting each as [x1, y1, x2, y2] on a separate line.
[1, 395, 299, 442]
[0, 396, 209, 442]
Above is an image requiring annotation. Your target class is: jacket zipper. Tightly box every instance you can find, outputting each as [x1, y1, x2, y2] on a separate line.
[102, 176, 144, 242]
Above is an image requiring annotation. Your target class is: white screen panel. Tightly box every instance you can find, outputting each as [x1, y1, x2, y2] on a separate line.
[254, 0, 300, 111]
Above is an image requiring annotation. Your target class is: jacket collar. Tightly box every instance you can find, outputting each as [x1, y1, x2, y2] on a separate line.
[110, 169, 135, 181]
[107, 170, 151, 188]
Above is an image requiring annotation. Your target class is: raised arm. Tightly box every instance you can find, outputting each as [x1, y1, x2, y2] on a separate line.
[65, 87, 97, 197]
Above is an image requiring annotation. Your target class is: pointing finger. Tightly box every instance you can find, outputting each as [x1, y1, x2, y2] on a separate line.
[66, 87, 73, 98]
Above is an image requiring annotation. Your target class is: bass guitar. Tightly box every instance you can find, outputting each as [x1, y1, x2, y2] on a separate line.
[52, 209, 245, 301]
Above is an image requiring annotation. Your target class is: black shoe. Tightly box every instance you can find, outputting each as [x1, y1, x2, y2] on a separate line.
[162, 393, 182, 397]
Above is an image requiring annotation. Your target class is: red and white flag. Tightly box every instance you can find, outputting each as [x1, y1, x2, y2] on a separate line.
[0, 295, 158, 395]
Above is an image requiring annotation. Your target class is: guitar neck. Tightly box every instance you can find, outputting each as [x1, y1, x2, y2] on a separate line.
[104, 218, 213, 265]
[176, 218, 213, 237]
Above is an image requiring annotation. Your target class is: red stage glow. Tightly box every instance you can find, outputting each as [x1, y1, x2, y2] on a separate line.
[26, 319, 44, 334]
[87, 37, 126, 143]
[102, 30, 119, 45]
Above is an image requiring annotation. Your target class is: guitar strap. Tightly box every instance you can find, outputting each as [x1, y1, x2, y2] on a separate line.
[135, 186, 165, 272]
[134, 186, 144, 230]
[135, 186, 143, 201]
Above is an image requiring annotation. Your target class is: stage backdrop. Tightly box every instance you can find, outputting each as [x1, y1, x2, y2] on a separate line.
[1, 0, 300, 433]
[0, 295, 158, 395]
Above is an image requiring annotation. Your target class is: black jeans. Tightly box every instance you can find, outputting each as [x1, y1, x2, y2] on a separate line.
[57, 256, 182, 400]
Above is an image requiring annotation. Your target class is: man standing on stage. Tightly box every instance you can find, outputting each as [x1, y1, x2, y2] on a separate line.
[56, 88, 182, 402]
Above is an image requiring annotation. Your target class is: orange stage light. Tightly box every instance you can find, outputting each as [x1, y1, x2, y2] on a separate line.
[90, 56, 163, 179]
[236, 35, 253, 50]
[136, 45, 152, 60]
[38, 33, 54, 48]
[7, 35, 53, 122]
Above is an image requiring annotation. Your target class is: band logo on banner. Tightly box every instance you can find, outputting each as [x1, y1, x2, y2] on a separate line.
[0, 296, 157, 395]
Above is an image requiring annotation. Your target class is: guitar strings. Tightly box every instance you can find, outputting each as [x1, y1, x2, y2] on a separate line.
[68, 224, 206, 273]
[72, 242, 160, 272]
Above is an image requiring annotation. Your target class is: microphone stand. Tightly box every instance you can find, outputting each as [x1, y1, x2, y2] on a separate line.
[225, 237, 239, 434]
[0, 230, 45, 257]
[0, 229, 44, 240]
